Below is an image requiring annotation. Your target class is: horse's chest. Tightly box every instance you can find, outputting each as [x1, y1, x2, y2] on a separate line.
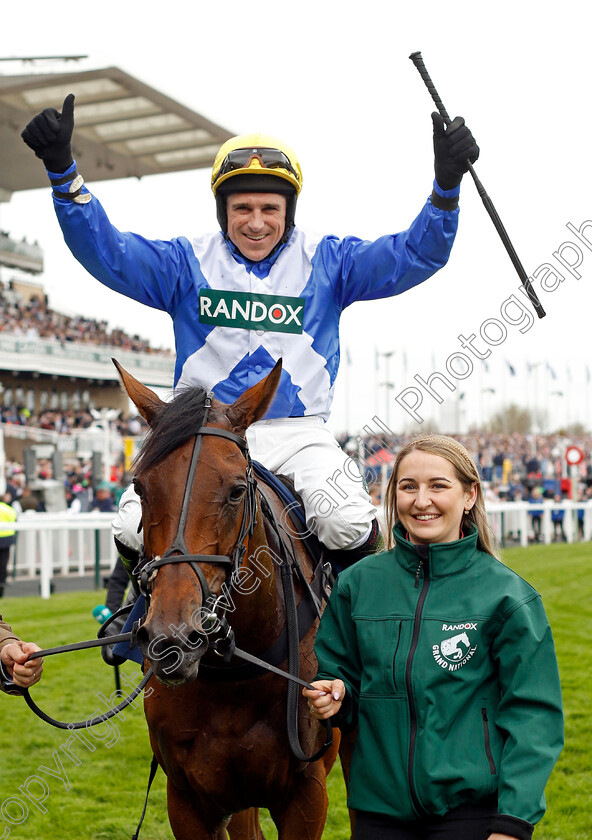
[160, 715, 292, 802]
[149, 685, 286, 759]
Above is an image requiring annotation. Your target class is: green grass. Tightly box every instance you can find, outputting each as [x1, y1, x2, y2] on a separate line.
[497, 543, 592, 840]
[0, 543, 589, 839]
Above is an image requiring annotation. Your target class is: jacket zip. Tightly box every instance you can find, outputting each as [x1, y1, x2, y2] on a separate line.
[392, 622, 402, 692]
[481, 708, 497, 774]
[405, 555, 431, 817]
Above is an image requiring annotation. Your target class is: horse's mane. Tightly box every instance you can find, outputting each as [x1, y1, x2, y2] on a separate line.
[133, 386, 210, 475]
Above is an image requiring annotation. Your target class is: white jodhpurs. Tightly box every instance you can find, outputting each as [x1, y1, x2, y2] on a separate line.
[112, 483, 144, 555]
[112, 415, 376, 553]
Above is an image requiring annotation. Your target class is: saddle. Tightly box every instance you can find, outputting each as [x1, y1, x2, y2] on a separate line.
[252, 460, 325, 566]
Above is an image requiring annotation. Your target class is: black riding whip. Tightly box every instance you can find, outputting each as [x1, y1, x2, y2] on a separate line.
[409, 51, 546, 319]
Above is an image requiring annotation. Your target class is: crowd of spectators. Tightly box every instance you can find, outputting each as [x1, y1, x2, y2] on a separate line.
[3, 410, 592, 545]
[0, 284, 172, 355]
[342, 429, 592, 510]
[1, 405, 147, 514]
[2, 406, 94, 431]
[450, 431, 592, 498]
[3, 452, 125, 514]
[3, 420, 592, 504]
[1, 405, 146, 438]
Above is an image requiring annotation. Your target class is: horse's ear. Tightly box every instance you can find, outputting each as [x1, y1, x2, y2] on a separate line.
[112, 358, 165, 426]
[227, 359, 283, 433]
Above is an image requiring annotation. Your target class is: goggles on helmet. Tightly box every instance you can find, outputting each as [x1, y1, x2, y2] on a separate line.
[217, 148, 301, 185]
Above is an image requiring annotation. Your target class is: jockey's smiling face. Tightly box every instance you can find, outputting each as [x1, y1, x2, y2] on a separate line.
[226, 193, 286, 261]
[395, 451, 477, 545]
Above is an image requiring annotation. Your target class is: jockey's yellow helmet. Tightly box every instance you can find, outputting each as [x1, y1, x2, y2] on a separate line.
[211, 133, 303, 197]
[212, 133, 302, 236]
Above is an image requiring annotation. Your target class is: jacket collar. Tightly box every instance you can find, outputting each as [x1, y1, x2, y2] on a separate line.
[392, 521, 481, 578]
[222, 226, 295, 278]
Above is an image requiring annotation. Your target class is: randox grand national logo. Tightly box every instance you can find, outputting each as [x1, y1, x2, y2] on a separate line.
[199, 290, 305, 334]
[432, 625, 478, 672]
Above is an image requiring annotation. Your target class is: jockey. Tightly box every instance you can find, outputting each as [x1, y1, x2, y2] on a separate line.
[21, 98, 479, 578]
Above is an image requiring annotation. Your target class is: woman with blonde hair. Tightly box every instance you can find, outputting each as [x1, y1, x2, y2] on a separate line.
[384, 435, 497, 557]
[304, 434, 563, 840]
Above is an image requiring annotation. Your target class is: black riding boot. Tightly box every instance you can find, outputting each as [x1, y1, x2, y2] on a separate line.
[327, 518, 385, 575]
[101, 539, 141, 666]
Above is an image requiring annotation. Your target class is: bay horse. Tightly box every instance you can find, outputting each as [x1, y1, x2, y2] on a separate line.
[115, 359, 340, 840]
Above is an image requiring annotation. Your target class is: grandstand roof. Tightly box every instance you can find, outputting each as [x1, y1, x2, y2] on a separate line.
[0, 65, 233, 197]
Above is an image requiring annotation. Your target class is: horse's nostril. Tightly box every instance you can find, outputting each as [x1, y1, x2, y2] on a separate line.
[187, 629, 202, 646]
[136, 625, 149, 648]
[136, 626, 173, 659]
[136, 622, 207, 669]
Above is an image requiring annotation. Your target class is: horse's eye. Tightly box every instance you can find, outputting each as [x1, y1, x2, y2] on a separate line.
[228, 485, 246, 503]
[133, 479, 144, 499]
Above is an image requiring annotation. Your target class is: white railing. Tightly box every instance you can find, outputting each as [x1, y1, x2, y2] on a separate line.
[486, 501, 592, 548]
[9, 512, 117, 599]
[374, 501, 592, 550]
[6, 501, 592, 600]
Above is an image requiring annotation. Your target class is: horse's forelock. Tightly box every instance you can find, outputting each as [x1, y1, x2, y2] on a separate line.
[133, 386, 210, 475]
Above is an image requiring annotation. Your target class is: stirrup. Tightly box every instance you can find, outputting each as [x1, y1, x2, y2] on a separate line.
[98, 602, 135, 666]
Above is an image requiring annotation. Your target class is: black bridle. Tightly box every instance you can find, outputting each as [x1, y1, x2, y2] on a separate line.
[136, 393, 258, 624]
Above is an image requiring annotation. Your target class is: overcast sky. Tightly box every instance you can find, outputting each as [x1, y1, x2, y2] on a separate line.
[2, 0, 591, 437]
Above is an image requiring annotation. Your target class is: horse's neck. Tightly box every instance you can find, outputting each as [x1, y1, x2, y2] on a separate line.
[228, 485, 292, 646]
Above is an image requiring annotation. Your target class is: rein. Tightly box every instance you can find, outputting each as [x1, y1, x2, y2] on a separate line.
[15, 622, 152, 729]
[19, 625, 319, 729]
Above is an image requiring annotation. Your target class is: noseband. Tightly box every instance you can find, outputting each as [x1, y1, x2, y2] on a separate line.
[136, 393, 258, 619]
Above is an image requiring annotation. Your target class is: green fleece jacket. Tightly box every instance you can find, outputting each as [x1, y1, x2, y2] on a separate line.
[315, 523, 563, 838]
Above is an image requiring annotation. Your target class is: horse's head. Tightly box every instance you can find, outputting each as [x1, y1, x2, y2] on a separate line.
[114, 358, 282, 686]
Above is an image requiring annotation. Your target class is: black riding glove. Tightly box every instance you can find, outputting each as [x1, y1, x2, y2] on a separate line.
[21, 93, 75, 174]
[432, 113, 479, 191]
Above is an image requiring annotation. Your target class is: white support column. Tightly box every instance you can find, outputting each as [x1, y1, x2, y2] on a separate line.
[584, 505, 592, 541]
[542, 507, 552, 545]
[58, 529, 69, 575]
[39, 531, 53, 599]
[77, 529, 86, 575]
[564, 505, 574, 543]
[519, 509, 528, 547]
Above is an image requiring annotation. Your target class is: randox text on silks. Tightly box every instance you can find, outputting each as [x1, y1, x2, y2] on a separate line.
[199, 289, 305, 334]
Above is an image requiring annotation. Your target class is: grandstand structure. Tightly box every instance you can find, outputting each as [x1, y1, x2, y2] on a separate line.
[0, 259, 175, 466]
[0, 60, 232, 489]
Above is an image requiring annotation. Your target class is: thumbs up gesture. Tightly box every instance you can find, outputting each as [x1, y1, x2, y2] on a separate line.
[21, 93, 75, 173]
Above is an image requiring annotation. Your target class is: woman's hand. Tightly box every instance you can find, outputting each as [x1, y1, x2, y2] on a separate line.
[302, 679, 345, 719]
[1, 642, 43, 688]
[488, 834, 520, 840]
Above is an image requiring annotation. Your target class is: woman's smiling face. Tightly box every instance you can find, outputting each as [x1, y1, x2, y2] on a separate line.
[395, 450, 477, 545]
